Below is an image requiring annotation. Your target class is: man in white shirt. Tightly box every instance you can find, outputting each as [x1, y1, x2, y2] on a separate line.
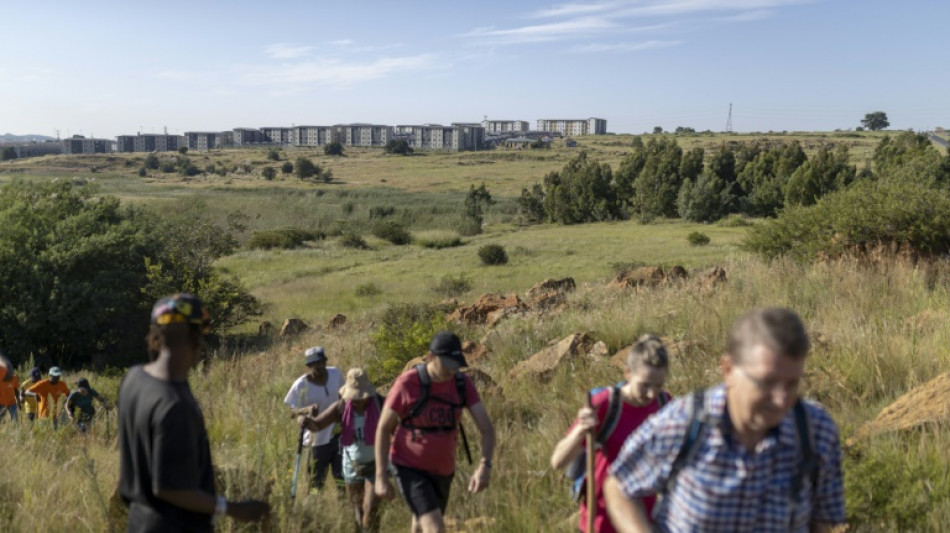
[284, 346, 344, 491]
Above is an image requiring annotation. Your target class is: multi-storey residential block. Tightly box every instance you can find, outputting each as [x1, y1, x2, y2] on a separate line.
[293, 126, 336, 147]
[536, 118, 607, 136]
[0, 141, 63, 158]
[411, 124, 484, 151]
[62, 136, 113, 154]
[183, 131, 233, 151]
[331, 124, 393, 147]
[482, 120, 530, 133]
[260, 127, 294, 145]
[233, 128, 265, 146]
[115, 134, 184, 152]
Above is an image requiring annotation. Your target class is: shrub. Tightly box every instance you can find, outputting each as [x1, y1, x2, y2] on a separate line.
[456, 217, 482, 237]
[144, 154, 159, 169]
[262, 167, 276, 180]
[687, 232, 711, 246]
[204, 164, 216, 174]
[384, 139, 413, 155]
[355, 282, 381, 297]
[324, 141, 344, 156]
[478, 244, 508, 265]
[160, 162, 176, 173]
[178, 146, 188, 154]
[717, 214, 752, 227]
[431, 274, 472, 298]
[416, 235, 463, 249]
[369, 206, 395, 219]
[266, 149, 280, 161]
[339, 232, 368, 249]
[368, 303, 447, 383]
[295, 157, 318, 180]
[246, 227, 320, 250]
[372, 221, 412, 245]
[281, 161, 294, 174]
[180, 164, 200, 177]
[137, 167, 147, 177]
[342, 202, 355, 215]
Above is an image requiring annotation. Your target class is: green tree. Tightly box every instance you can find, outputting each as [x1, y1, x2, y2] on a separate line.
[1, 147, 17, 161]
[631, 137, 685, 221]
[861, 111, 890, 131]
[785, 145, 856, 207]
[177, 146, 188, 154]
[463, 183, 494, 234]
[324, 141, 344, 156]
[384, 139, 413, 155]
[540, 152, 619, 224]
[871, 131, 950, 186]
[517, 183, 546, 224]
[652, 126, 663, 134]
[281, 161, 294, 174]
[677, 171, 733, 223]
[294, 157, 318, 179]
[144, 154, 160, 169]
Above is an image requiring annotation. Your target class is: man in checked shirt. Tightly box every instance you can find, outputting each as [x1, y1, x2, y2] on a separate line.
[604, 307, 845, 533]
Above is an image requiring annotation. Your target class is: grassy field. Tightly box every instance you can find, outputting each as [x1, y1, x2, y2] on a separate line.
[2, 131, 949, 531]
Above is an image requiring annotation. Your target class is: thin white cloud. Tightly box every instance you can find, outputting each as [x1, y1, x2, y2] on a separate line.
[715, 9, 772, 21]
[567, 40, 681, 53]
[236, 54, 439, 88]
[155, 69, 198, 81]
[533, 1, 623, 18]
[265, 43, 315, 59]
[463, 17, 618, 44]
[612, 0, 810, 18]
[330, 39, 355, 47]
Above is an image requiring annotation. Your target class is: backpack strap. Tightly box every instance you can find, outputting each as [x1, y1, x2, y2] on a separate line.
[665, 389, 708, 495]
[657, 390, 671, 408]
[402, 364, 466, 434]
[597, 383, 624, 446]
[787, 400, 817, 529]
[407, 364, 431, 421]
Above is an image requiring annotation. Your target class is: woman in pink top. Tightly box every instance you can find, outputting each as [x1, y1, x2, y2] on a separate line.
[550, 335, 671, 533]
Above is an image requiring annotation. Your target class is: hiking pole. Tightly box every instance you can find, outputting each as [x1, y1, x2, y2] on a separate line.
[585, 391, 595, 533]
[291, 424, 305, 500]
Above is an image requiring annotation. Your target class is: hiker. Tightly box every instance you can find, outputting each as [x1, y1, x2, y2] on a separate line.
[20, 367, 42, 423]
[550, 334, 671, 533]
[24, 366, 70, 429]
[284, 346, 345, 491]
[118, 293, 270, 531]
[297, 367, 384, 532]
[65, 377, 110, 432]
[374, 331, 495, 533]
[0, 353, 20, 423]
[604, 307, 845, 533]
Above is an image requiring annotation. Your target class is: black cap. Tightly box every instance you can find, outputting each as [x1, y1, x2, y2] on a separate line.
[77, 378, 91, 390]
[429, 331, 467, 367]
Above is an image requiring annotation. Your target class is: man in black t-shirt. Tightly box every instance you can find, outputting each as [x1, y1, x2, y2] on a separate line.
[118, 293, 269, 532]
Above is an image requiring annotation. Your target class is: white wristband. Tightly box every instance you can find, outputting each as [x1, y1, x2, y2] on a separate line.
[213, 494, 227, 523]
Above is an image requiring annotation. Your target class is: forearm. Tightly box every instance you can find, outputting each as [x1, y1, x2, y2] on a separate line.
[478, 421, 495, 463]
[603, 475, 652, 533]
[374, 430, 392, 475]
[550, 427, 586, 470]
[155, 489, 217, 514]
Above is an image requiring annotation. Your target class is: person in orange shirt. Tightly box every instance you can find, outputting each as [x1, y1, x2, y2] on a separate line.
[0, 353, 20, 423]
[24, 367, 70, 428]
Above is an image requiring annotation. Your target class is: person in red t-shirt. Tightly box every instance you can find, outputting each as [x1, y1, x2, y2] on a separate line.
[550, 334, 671, 533]
[374, 331, 495, 533]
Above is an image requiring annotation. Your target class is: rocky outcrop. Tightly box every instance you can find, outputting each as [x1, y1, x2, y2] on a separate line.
[279, 318, 309, 337]
[509, 333, 597, 381]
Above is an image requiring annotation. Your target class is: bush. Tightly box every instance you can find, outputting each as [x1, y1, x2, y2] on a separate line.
[324, 141, 344, 156]
[431, 274, 472, 298]
[456, 217, 483, 237]
[281, 161, 294, 174]
[355, 282, 381, 297]
[267, 149, 280, 161]
[137, 167, 147, 177]
[417, 235, 463, 249]
[369, 206, 395, 219]
[368, 303, 447, 384]
[687, 232, 711, 246]
[339, 232, 368, 249]
[144, 154, 159, 169]
[247, 227, 322, 250]
[178, 146, 188, 154]
[384, 139, 413, 155]
[372, 221, 412, 245]
[262, 167, 276, 180]
[717, 214, 752, 227]
[744, 179, 950, 261]
[478, 244, 508, 265]
[160, 162, 176, 173]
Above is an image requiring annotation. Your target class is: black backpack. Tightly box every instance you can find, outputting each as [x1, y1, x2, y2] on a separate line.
[400, 363, 472, 464]
[566, 382, 671, 502]
[657, 389, 818, 527]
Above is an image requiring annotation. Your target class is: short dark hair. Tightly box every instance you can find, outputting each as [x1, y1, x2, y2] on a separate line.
[146, 323, 204, 361]
[726, 307, 810, 363]
[626, 334, 669, 370]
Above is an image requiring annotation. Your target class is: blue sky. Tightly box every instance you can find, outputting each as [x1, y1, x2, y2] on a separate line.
[1, 0, 947, 138]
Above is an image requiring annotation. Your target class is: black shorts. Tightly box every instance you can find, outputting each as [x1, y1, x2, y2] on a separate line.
[392, 464, 454, 517]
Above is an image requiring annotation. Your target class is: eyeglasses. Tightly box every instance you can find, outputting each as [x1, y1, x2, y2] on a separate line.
[734, 364, 800, 396]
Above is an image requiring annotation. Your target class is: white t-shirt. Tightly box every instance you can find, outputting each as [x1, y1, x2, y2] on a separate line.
[284, 367, 343, 446]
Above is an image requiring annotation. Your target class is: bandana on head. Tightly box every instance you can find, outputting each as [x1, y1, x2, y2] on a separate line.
[151, 293, 212, 333]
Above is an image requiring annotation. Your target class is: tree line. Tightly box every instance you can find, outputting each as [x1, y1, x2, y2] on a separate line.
[519, 132, 950, 225]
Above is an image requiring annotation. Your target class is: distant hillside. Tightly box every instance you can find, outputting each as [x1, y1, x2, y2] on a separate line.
[1, 133, 55, 142]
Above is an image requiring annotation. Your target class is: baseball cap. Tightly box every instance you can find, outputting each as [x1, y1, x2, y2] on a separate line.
[77, 378, 91, 390]
[305, 346, 327, 366]
[429, 331, 467, 367]
[151, 293, 211, 333]
[49, 366, 62, 377]
[29, 367, 41, 381]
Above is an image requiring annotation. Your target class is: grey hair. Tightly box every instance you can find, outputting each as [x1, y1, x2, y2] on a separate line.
[726, 307, 810, 363]
[626, 334, 669, 370]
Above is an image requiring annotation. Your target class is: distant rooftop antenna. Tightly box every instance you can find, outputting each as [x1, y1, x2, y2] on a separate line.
[164, 126, 167, 135]
[726, 103, 733, 133]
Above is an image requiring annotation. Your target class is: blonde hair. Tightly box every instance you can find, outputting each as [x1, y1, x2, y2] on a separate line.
[626, 334, 669, 370]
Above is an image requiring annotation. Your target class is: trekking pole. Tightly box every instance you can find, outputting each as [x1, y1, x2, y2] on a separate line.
[290, 424, 305, 500]
[585, 391, 595, 533]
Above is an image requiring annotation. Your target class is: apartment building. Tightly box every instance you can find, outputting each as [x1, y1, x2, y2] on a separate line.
[292, 125, 336, 147]
[62, 136, 113, 154]
[482, 120, 530, 133]
[335, 124, 394, 147]
[536, 118, 607, 136]
[1, 141, 63, 158]
[183, 131, 233, 151]
[411, 124, 484, 151]
[233, 128, 265, 146]
[260, 127, 295, 145]
[115, 133, 184, 152]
